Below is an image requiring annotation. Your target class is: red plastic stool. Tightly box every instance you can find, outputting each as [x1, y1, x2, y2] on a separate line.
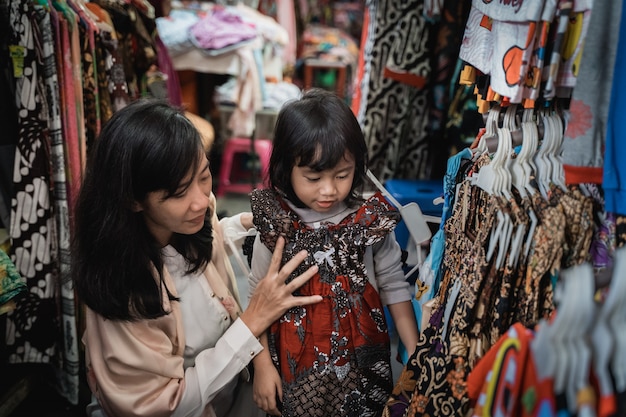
[216, 137, 272, 197]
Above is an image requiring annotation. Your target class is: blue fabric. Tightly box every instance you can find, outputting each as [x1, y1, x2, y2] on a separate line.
[441, 148, 472, 227]
[604, 5, 626, 215]
[431, 148, 473, 289]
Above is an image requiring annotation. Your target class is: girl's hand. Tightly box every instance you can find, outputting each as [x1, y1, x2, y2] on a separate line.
[252, 362, 283, 416]
[239, 211, 254, 230]
[240, 237, 321, 337]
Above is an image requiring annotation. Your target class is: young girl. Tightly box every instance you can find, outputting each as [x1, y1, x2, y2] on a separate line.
[249, 89, 419, 417]
[72, 99, 322, 417]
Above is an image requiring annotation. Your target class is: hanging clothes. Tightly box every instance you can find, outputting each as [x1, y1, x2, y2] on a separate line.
[5, 0, 62, 370]
[604, 1, 626, 215]
[384, 101, 599, 416]
[1, 0, 175, 406]
[562, 0, 622, 186]
[358, 0, 432, 181]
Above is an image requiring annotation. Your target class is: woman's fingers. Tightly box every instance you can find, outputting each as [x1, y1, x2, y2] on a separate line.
[241, 235, 321, 336]
[267, 236, 287, 275]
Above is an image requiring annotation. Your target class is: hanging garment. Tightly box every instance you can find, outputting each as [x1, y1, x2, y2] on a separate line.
[6, 0, 61, 369]
[604, 0, 626, 215]
[384, 176, 499, 417]
[359, 0, 431, 181]
[466, 322, 558, 417]
[562, 0, 622, 185]
[33, 4, 80, 404]
[426, 0, 474, 178]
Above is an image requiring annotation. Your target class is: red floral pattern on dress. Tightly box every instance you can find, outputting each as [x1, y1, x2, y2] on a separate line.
[565, 99, 593, 139]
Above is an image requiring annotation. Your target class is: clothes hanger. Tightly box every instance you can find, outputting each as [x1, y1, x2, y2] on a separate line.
[591, 268, 616, 410]
[475, 124, 513, 266]
[519, 108, 539, 196]
[515, 109, 539, 260]
[496, 106, 515, 201]
[500, 105, 529, 268]
[366, 170, 432, 270]
[607, 246, 626, 393]
[547, 111, 568, 192]
[549, 266, 576, 401]
[473, 104, 500, 159]
[493, 119, 516, 270]
[561, 264, 595, 414]
[534, 109, 554, 200]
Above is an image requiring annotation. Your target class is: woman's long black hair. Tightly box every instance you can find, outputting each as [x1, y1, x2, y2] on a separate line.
[71, 99, 213, 321]
[269, 88, 368, 207]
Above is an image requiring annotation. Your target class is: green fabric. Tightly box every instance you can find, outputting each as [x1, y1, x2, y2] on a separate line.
[0, 248, 27, 305]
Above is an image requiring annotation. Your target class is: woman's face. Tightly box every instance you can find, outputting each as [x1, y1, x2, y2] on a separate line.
[136, 152, 213, 246]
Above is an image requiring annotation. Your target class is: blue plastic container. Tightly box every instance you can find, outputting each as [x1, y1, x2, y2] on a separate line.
[384, 179, 444, 250]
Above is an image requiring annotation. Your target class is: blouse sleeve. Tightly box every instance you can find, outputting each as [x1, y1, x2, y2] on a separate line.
[84, 309, 262, 417]
[373, 234, 412, 306]
[247, 234, 273, 301]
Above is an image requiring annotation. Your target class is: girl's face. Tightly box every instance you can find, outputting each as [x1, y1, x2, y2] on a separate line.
[291, 151, 355, 213]
[136, 152, 213, 246]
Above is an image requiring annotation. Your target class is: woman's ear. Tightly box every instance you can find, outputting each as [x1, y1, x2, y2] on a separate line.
[131, 201, 144, 212]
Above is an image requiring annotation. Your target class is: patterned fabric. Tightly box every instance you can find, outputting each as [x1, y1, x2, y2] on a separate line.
[384, 178, 497, 417]
[513, 191, 565, 326]
[359, 0, 431, 181]
[34, 4, 81, 404]
[93, 0, 158, 100]
[555, 186, 595, 269]
[57, 7, 83, 212]
[467, 323, 558, 417]
[6, 0, 60, 366]
[78, 13, 100, 152]
[84, 1, 129, 119]
[251, 189, 400, 417]
[617, 215, 626, 248]
[427, 0, 474, 178]
[383, 150, 598, 416]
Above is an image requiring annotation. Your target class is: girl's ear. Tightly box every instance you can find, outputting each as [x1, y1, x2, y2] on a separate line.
[131, 201, 144, 212]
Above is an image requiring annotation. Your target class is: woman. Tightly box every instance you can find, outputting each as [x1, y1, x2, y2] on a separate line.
[71, 99, 321, 417]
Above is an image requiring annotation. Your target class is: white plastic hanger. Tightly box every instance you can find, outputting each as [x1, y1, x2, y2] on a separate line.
[514, 110, 539, 260]
[473, 104, 501, 158]
[499, 106, 528, 268]
[483, 126, 514, 269]
[561, 264, 595, 414]
[367, 170, 432, 271]
[547, 111, 568, 192]
[534, 110, 554, 200]
[607, 246, 626, 392]
[591, 273, 615, 408]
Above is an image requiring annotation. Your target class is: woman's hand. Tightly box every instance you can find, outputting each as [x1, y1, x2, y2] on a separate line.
[240, 237, 320, 337]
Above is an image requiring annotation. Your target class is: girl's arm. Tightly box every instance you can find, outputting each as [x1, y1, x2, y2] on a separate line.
[387, 300, 419, 356]
[248, 234, 273, 298]
[218, 211, 255, 254]
[248, 235, 284, 415]
[252, 333, 283, 416]
[372, 234, 419, 354]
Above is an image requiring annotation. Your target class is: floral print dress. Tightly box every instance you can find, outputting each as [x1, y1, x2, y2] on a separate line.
[251, 189, 401, 417]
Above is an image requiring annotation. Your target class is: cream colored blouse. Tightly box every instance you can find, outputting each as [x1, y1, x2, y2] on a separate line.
[83, 204, 262, 417]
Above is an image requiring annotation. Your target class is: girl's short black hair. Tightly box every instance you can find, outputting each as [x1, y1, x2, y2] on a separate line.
[269, 88, 368, 207]
[71, 99, 212, 321]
